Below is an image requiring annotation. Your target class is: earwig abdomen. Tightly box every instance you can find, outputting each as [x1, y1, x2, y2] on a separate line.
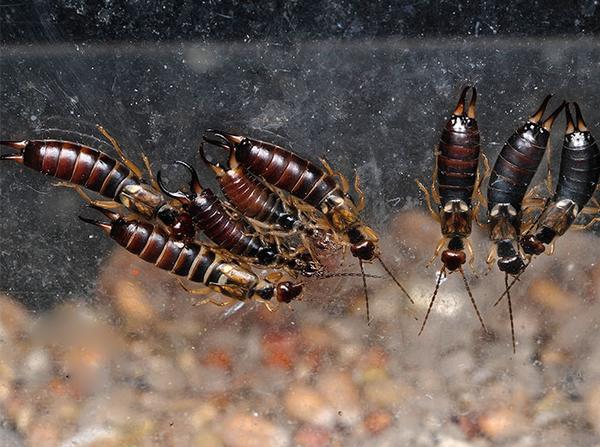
[235, 138, 340, 208]
[555, 128, 600, 209]
[10, 140, 137, 200]
[219, 168, 299, 230]
[109, 218, 254, 297]
[187, 188, 265, 259]
[487, 125, 551, 212]
[438, 119, 480, 206]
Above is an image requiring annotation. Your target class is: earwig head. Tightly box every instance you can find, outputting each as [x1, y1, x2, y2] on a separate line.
[347, 225, 379, 261]
[520, 234, 545, 256]
[497, 256, 526, 275]
[447, 86, 478, 132]
[275, 281, 303, 303]
[440, 237, 466, 272]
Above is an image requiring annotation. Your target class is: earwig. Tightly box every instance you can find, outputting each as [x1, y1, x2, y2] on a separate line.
[202, 130, 413, 322]
[156, 161, 321, 276]
[0, 138, 195, 240]
[200, 142, 307, 233]
[495, 102, 600, 309]
[487, 95, 565, 275]
[79, 206, 303, 304]
[416, 86, 486, 335]
[487, 95, 565, 352]
[199, 141, 334, 262]
[521, 102, 600, 255]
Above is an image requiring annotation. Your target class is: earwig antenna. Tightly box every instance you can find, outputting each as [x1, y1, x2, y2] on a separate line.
[316, 272, 382, 279]
[377, 256, 414, 304]
[505, 273, 516, 354]
[418, 265, 445, 336]
[493, 259, 531, 307]
[359, 260, 370, 325]
[459, 267, 487, 333]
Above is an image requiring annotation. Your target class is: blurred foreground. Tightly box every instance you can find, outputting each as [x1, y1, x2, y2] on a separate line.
[0, 210, 599, 446]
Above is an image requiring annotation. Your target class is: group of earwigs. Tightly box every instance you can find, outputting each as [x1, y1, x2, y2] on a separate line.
[417, 86, 600, 352]
[0, 127, 411, 321]
[1, 85, 599, 352]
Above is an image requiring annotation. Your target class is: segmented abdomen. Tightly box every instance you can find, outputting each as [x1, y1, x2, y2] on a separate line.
[189, 189, 265, 258]
[437, 127, 480, 205]
[236, 139, 340, 209]
[488, 125, 549, 211]
[21, 140, 138, 199]
[219, 168, 298, 227]
[555, 134, 600, 209]
[110, 219, 255, 290]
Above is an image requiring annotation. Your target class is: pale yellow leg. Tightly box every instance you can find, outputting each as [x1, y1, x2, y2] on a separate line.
[485, 245, 497, 273]
[73, 186, 122, 209]
[426, 237, 446, 268]
[465, 238, 477, 276]
[477, 154, 491, 209]
[141, 152, 159, 190]
[415, 180, 440, 222]
[97, 125, 144, 179]
[320, 157, 336, 176]
[353, 171, 366, 212]
[430, 151, 442, 204]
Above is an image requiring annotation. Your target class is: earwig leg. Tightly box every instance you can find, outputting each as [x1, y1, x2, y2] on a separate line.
[141, 152, 159, 190]
[426, 237, 446, 268]
[477, 154, 491, 210]
[546, 241, 556, 256]
[353, 171, 366, 212]
[337, 171, 351, 195]
[73, 186, 122, 209]
[584, 217, 600, 229]
[320, 157, 336, 176]
[431, 150, 442, 204]
[415, 180, 440, 222]
[485, 245, 497, 274]
[261, 300, 279, 312]
[97, 125, 144, 179]
[465, 239, 478, 276]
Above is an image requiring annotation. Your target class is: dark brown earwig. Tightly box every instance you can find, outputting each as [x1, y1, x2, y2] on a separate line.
[416, 86, 486, 335]
[203, 130, 413, 322]
[157, 161, 321, 276]
[79, 206, 303, 304]
[0, 139, 194, 239]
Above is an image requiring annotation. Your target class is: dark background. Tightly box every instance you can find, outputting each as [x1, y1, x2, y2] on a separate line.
[1, 0, 599, 44]
[1, 1, 599, 309]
